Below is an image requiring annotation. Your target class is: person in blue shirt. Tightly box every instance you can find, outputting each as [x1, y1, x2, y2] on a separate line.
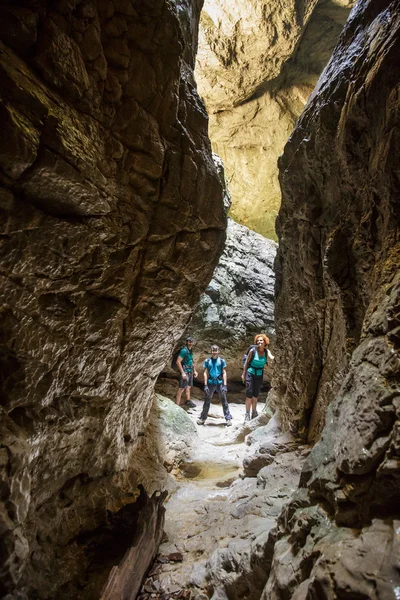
[176, 336, 198, 408]
[242, 333, 274, 422]
[197, 345, 232, 426]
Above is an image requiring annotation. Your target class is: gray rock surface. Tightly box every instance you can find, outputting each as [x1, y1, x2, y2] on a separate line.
[243, 413, 299, 477]
[146, 398, 307, 600]
[188, 218, 277, 385]
[264, 0, 400, 597]
[0, 2, 225, 597]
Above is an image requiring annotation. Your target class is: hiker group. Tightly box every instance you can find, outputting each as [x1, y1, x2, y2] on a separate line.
[174, 334, 274, 425]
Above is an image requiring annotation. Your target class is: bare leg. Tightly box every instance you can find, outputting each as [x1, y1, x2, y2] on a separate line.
[252, 398, 257, 412]
[176, 388, 185, 405]
[245, 397, 252, 413]
[185, 386, 191, 401]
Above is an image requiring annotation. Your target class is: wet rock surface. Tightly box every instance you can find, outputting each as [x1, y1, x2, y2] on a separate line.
[196, 0, 355, 239]
[266, 0, 400, 597]
[139, 397, 307, 600]
[0, 1, 225, 597]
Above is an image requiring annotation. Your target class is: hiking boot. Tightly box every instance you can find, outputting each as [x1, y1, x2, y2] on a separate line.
[226, 419, 232, 427]
[244, 412, 250, 423]
[185, 400, 196, 408]
[197, 418, 205, 425]
[251, 411, 258, 420]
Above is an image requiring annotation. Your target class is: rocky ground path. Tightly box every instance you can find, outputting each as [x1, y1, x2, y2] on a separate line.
[137, 398, 309, 600]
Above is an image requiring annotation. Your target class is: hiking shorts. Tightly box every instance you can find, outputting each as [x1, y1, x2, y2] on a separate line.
[179, 371, 193, 389]
[245, 372, 263, 399]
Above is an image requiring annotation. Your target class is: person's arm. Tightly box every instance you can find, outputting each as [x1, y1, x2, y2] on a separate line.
[222, 367, 227, 387]
[176, 355, 186, 378]
[203, 362, 209, 392]
[241, 349, 253, 380]
[267, 349, 274, 361]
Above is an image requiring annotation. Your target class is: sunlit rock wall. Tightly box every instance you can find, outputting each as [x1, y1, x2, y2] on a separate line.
[0, 1, 225, 597]
[264, 0, 400, 595]
[196, 0, 354, 239]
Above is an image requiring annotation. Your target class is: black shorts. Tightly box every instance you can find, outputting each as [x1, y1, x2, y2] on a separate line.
[179, 371, 193, 389]
[245, 372, 263, 399]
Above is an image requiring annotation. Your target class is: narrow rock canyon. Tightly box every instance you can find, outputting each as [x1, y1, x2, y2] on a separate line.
[1, 0, 399, 600]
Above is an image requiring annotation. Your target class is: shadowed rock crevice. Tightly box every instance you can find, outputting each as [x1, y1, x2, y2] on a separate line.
[1, 0, 399, 599]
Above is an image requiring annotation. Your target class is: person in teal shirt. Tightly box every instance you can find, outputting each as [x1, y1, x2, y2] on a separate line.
[197, 345, 232, 426]
[242, 333, 274, 422]
[176, 336, 198, 408]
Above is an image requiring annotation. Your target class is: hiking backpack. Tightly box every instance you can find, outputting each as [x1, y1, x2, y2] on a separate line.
[242, 345, 268, 368]
[171, 346, 188, 371]
[242, 345, 255, 368]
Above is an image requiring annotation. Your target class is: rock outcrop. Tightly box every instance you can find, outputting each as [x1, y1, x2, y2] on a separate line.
[196, 0, 355, 239]
[190, 218, 276, 361]
[0, 1, 225, 597]
[265, 0, 400, 596]
[156, 218, 277, 399]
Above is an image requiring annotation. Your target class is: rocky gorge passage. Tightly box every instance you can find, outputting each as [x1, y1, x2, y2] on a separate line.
[0, 1, 225, 597]
[1, 0, 399, 599]
[134, 397, 308, 600]
[157, 218, 277, 400]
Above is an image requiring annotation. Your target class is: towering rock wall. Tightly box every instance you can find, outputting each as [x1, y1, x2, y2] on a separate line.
[196, 0, 354, 239]
[0, 1, 225, 597]
[271, 0, 400, 442]
[264, 0, 400, 596]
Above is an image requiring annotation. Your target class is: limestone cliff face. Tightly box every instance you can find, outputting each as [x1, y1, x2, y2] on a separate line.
[196, 0, 354, 239]
[0, 1, 225, 597]
[264, 0, 400, 596]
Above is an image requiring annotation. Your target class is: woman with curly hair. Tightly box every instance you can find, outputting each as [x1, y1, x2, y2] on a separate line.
[241, 333, 273, 422]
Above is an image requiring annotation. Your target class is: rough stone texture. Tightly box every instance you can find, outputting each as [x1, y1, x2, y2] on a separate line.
[0, 1, 225, 597]
[156, 217, 277, 402]
[196, 0, 320, 112]
[155, 394, 198, 474]
[264, 0, 400, 597]
[243, 413, 299, 477]
[271, 0, 400, 442]
[262, 494, 400, 600]
[209, 86, 311, 240]
[189, 218, 277, 384]
[150, 402, 307, 600]
[196, 0, 355, 239]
